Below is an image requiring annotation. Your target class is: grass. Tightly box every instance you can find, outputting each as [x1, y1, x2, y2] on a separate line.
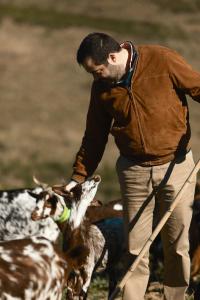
[0, 3, 188, 42]
[152, 0, 200, 13]
[87, 275, 109, 300]
[0, 158, 120, 204]
[0, 159, 71, 189]
[87, 273, 198, 300]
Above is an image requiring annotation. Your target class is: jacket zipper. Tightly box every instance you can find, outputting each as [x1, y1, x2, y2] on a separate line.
[127, 46, 147, 154]
[127, 87, 146, 153]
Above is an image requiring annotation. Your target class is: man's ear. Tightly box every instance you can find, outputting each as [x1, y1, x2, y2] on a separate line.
[107, 53, 117, 64]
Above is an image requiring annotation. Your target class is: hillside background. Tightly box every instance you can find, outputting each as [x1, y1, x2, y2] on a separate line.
[0, 0, 200, 202]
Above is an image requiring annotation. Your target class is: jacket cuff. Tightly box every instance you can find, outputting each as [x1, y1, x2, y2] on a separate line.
[71, 173, 86, 183]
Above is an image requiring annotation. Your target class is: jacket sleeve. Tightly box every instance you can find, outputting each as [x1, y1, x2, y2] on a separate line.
[71, 83, 113, 183]
[166, 49, 200, 103]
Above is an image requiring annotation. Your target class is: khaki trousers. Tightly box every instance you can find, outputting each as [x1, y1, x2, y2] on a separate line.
[116, 151, 196, 300]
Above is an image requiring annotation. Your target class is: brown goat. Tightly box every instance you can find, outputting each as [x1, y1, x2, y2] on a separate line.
[86, 198, 122, 223]
[0, 236, 69, 299]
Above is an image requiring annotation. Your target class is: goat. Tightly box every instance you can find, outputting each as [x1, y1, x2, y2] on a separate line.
[31, 177, 124, 299]
[0, 236, 69, 299]
[31, 175, 105, 299]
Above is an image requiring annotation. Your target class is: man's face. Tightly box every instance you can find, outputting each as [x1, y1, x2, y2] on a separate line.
[82, 56, 124, 83]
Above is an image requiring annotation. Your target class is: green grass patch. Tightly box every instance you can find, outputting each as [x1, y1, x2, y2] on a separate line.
[87, 274, 108, 300]
[99, 164, 121, 202]
[0, 3, 188, 41]
[0, 159, 71, 188]
[0, 158, 120, 203]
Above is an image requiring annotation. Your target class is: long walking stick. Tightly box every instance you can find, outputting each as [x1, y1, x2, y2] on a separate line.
[109, 159, 200, 300]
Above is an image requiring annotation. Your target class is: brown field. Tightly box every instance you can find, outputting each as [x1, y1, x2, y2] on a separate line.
[0, 1, 200, 298]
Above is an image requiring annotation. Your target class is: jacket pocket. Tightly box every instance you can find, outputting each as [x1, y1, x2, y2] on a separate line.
[110, 126, 132, 148]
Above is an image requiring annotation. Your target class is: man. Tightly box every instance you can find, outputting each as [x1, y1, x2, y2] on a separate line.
[67, 32, 199, 299]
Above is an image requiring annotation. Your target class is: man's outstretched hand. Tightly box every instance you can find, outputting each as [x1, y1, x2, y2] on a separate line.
[64, 180, 78, 191]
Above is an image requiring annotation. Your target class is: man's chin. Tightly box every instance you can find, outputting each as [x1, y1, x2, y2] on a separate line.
[101, 77, 117, 84]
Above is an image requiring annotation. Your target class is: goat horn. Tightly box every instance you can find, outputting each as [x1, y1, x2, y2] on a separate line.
[33, 175, 49, 189]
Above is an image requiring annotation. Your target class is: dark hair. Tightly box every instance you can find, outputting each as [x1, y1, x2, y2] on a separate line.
[76, 32, 121, 65]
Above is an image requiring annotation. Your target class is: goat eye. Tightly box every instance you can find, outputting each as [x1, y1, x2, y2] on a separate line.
[45, 200, 52, 206]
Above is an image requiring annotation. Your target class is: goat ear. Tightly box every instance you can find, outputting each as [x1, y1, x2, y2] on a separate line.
[27, 191, 40, 200]
[90, 198, 103, 206]
[70, 184, 82, 201]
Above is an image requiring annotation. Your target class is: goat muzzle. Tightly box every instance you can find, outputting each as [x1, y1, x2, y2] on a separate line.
[93, 175, 101, 182]
[31, 211, 41, 221]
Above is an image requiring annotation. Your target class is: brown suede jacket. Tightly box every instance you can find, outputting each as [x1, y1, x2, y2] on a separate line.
[72, 44, 200, 182]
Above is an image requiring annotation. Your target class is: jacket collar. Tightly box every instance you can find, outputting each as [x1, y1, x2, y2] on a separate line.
[116, 41, 138, 87]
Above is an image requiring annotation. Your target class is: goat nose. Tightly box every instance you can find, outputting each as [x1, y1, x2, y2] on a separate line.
[94, 175, 101, 182]
[31, 212, 38, 221]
